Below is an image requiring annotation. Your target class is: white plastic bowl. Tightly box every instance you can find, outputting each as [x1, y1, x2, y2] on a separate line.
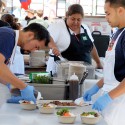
[39, 106, 55, 114]
[20, 103, 36, 110]
[58, 115, 76, 124]
[81, 115, 100, 124]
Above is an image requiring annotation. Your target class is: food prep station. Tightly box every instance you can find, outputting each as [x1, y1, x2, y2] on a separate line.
[0, 103, 107, 125]
[5, 58, 105, 125]
[26, 61, 103, 100]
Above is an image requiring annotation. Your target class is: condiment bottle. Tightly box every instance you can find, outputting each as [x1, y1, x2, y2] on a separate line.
[69, 73, 79, 100]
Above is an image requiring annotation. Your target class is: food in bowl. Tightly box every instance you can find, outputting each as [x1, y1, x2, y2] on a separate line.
[21, 100, 31, 104]
[38, 103, 55, 114]
[19, 100, 36, 110]
[57, 108, 76, 124]
[81, 112, 100, 124]
[81, 112, 99, 117]
[50, 101, 76, 106]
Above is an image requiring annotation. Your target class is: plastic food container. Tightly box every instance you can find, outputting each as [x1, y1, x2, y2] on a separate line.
[58, 115, 76, 124]
[38, 104, 55, 114]
[19, 101, 36, 110]
[81, 114, 100, 124]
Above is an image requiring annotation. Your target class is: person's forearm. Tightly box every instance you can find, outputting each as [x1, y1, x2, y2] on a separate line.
[97, 78, 104, 88]
[0, 78, 6, 84]
[91, 45, 101, 65]
[0, 63, 27, 90]
[109, 78, 125, 99]
[48, 36, 60, 56]
[91, 45, 103, 69]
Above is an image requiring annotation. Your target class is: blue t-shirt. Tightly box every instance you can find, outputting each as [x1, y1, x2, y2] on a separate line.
[113, 28, 125, 82]
[0, 27, 15, 63]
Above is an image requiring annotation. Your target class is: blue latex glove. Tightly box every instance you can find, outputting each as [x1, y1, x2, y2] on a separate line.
[92, 93, 113, 111]
[20, 85, 36, 103]
[7, 85, 36, 103]
[7, 96, 22, 104]
[83, 84, 99, 101]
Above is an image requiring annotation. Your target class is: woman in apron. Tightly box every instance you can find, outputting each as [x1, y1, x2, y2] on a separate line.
[83, 1, 125, 124]
[47, 4, 102, 74]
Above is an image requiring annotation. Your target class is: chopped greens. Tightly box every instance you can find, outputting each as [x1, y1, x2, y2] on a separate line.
[56, 108, 69, 116]
[33, 75, 52, 84]
[81, 112, 98, 117]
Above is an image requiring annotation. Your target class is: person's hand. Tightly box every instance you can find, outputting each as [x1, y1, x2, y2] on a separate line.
[7, 96, 23, 103]
[83, 84, 99, 101]
[92, 93, 113, 111]
[52, 47, 60, 56]
[7, 85, 36, 104]
[20, 85, 36, 103]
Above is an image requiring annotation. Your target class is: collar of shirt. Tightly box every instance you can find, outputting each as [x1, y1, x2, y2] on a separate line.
[68, 26, 85, 35]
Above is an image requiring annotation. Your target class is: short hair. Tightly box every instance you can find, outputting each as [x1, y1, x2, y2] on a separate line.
[67, 4, 84, 17]
[105, 0, 125, 8]
[23, 23, 50, 46]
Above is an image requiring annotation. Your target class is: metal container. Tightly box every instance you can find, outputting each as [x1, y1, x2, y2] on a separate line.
[56, 61, 95, 79]
[68, 63, 86, 80]
[29, 50, 45, 67]
[30, 83, 68, 100]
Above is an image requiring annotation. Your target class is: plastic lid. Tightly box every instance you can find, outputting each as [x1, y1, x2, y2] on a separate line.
[69, 73, 79, 81]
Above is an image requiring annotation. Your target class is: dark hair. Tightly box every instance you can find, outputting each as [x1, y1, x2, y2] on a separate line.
[25, 16, 30, 21]
[1, 14, 20, 30]
[67, 4, 84, 17]
[0, 20, 10, 27]
[105, 0, 125, 8]
[23, 23, 50, 46]
[44, 16, 48, 20]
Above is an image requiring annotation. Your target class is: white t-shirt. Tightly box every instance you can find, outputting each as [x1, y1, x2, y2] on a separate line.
[46, 20, 94, 74]
[48, 20, 94, 52]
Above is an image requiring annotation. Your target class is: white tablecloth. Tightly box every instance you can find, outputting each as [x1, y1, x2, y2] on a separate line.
[0, 84, 10, 108]
[0, 103, 107, 125]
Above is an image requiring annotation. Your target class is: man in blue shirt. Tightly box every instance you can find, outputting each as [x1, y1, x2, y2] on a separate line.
[0, 22, 51, 103]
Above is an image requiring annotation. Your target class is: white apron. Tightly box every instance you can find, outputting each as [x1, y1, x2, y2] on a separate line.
[0, 30, 19, 108]
[102, 28, 125, 125]
[9, 31, 24, 74]
[46, 50, 57, 75]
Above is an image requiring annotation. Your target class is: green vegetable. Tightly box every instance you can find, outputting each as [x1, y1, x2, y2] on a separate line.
[33, 75, 52, 84]
[56, 108, 69, 116]
[81, 112, 98, 117]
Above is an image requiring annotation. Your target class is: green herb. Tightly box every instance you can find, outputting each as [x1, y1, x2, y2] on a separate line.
[56, 108, 69, 116]
[81, 112, 98, 117]
[33, 75, 52, 84]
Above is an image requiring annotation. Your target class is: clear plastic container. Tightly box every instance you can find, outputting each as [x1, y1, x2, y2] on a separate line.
[68, 63, 86, 80]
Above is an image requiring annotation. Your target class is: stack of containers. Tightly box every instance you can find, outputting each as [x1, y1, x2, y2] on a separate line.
[29, 50, 45, 67]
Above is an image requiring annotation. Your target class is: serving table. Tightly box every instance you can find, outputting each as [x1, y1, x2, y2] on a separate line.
[0, 103, 107, 125]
